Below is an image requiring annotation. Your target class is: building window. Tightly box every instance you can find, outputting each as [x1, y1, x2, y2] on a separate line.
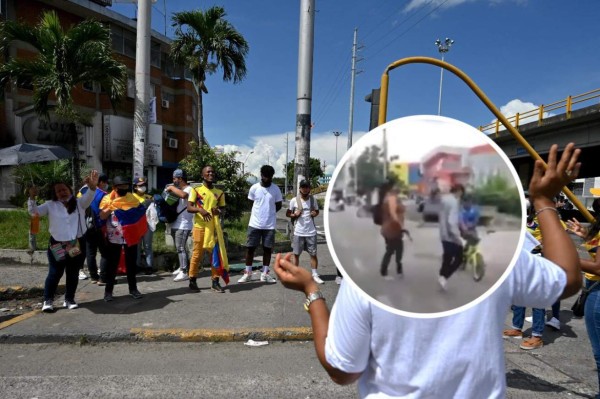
[165, 131, 176, 139]
[150, 41, 161, 68]
[123, 29, 136, 58]
[110, 25, 124, 53]
[161, 89, 175, 104]
[127, 77, 135, 98]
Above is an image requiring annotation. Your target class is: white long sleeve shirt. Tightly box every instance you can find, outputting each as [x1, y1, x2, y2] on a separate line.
[28, 188, 95, 242]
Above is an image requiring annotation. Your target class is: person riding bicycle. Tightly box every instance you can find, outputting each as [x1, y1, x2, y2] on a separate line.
[460, 195, 480, 251]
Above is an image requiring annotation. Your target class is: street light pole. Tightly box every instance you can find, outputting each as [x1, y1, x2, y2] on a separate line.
[242, 150, 254, 176]
[435, 37, 454, 116]
[333, 131, 342, 166]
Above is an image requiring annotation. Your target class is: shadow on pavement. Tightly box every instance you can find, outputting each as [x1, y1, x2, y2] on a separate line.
[82, 286, 190, 315]
[506, 369, 594, 398]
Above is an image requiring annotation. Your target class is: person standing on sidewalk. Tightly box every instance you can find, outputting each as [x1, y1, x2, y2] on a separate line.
[378, 180, 406, 279]
[566, 197, 600, 399]
[186, 166, 228, 293]
[504, 197, 568, 350]
[28, 170, 99, 312]
[166, 169, 194, 282]
[273, 142, 583, 398]
[438, 183, 465, 291]
[99, 176, 147, 301]
[78, 173, 109, 284]
[238, 165, 283, 284]
[286, 179, 323, 284]
[132, 177, 154, 275]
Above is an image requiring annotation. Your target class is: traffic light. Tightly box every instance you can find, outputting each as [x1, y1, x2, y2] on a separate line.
[364, 88, 380, 131]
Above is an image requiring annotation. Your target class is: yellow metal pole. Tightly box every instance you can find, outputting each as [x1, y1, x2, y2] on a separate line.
[376, 56, 593, 222]
[538, 105, 544, 126]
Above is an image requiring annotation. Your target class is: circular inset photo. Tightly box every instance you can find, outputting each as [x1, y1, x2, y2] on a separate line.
[325, 115, 525, 317]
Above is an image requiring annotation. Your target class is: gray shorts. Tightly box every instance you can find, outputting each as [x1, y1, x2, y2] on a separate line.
[292, 235, 317, 257]
[246, 227, 275, 249]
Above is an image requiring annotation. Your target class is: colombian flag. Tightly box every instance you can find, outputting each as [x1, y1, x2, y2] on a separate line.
[212, 242, 229, 285]
[101, 191, 148, 245]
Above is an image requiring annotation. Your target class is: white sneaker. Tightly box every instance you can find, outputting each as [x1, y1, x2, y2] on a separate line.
[238, 272, 253, 283]
[42, 300, 54, 312]
[78, 270, 88, 280]
[173, 270, 189, 282]
[335, 276, 343, 285]
[525, 316, 533, 323]
[63, 300, 79, 310]
[545, 317, 561, 330]
[438, 276, 448, 291]
[312, 274, 324, 284]
[172, 268, 182, 276]
[260, 272, 277, 283]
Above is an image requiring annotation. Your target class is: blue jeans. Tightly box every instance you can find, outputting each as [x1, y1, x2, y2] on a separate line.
[44, 239, 83, 302]
[511, 305, 545, 336]
[171, 228, 191, 272]
[584, 279, 600, 399]
[136, 228, 153, 269]
[551, 301, 561, 320]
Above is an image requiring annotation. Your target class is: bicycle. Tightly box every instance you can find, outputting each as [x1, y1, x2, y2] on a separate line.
[462, 232, 485, 282]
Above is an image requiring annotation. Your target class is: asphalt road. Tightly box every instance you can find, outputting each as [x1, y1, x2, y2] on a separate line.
[0, 341, 355, 399]
[327, 201, 522, 314]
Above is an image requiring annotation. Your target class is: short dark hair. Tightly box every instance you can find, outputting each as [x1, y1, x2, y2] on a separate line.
[450, 184, 465, 194]
[260, 165, 275, 178]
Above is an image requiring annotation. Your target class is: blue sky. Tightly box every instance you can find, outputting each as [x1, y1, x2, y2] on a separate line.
[109, 0, 600, 177]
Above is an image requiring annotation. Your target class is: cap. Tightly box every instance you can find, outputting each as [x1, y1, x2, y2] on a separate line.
[173, 169, 186, 179]
[133, 177, 147, 186]
[299, 179, 311, 188]
[112, 176, 130, 186]
[98, 173, 108, 183]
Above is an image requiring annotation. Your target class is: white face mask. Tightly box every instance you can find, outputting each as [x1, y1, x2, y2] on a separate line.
[136, 186, 147, 193]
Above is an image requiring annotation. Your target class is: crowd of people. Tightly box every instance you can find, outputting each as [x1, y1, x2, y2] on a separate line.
[27, 163, 325, 311]
[25, 141, 600, 398]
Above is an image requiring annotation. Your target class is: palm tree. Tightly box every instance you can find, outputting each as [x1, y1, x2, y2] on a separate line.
[170, 7, 249, 145]
[0, 10, 127, 188]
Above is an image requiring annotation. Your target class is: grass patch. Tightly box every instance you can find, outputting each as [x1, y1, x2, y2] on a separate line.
[0, 210, 285, 251]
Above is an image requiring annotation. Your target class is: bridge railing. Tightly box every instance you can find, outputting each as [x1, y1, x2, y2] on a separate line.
[479, 88, 600, 136]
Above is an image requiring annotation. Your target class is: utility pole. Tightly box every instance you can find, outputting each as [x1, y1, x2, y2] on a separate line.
[132, 0, 152, 181]
[333, 131, 342, 165]
[294, 0, 315, 192]
[284, 132, 289, 196]
[435, 37, 454, 116]
[348, 28, 362, 149]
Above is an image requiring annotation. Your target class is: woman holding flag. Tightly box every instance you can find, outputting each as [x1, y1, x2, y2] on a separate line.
[99, 176, 147, 301]
[187, 165, 229, 293]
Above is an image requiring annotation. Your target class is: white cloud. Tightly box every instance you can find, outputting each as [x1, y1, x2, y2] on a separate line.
[404, 0, 526, 13]
[214, 130, 367, 179]
[484, 98, 554, 133]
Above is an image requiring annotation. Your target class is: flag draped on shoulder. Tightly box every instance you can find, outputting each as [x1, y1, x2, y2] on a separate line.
[100, 191, 148, 245]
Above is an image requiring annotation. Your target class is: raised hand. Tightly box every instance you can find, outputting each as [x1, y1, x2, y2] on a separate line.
[528, 143, 581, 204]
[566, 218, 587, 238]
[274, 253, 317, 295]
[88, 170, 99, 191]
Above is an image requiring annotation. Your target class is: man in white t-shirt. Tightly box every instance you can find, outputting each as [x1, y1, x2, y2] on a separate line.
[165, 169, 194, 282]
[286, 179, 323, 284]
[238, 165, 283, 284]
[273, 143, 583, 398]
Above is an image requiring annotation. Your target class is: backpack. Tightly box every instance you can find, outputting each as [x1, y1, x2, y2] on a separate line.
[372, 203, 383, 225]
[153, 193, 184, 223]
[291, 194, 317, 232]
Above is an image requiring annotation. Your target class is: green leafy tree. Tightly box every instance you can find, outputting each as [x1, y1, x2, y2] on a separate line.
[9, 160, 91, 206]
[178, 143, 249, 221]
[472, 174, 521, 216]
[170, 7, 249, 145]
[284, 157, 325, 189]
[0, 11, 127, 188]
[355, 145, 386, 193]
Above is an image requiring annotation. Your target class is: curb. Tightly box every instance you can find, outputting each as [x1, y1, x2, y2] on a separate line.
[0, 285, 48, 300]
[0, 326, 314, 344]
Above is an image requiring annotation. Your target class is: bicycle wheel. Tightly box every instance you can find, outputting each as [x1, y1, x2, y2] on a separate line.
[473, 253, 485, 282]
